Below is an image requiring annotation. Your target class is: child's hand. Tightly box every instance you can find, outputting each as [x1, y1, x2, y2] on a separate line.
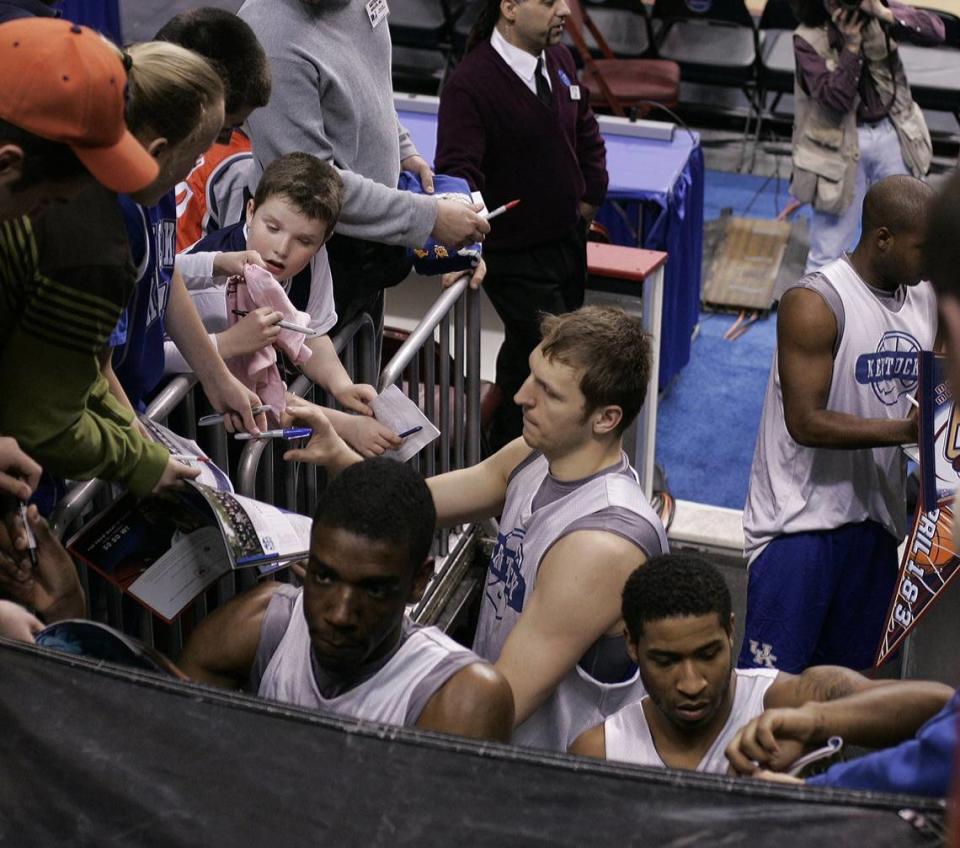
[217, 307, 283, 358]
[336, 415, 402, 458]
[441, 257, 486, 291]
[0, 599, 42, 643]
[334, 383, 377, 416]
[281, 395, 360, 474]
[212, 250, 267, 278]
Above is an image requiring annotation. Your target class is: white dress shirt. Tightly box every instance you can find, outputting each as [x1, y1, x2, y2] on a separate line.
[490, 26, 552, 96]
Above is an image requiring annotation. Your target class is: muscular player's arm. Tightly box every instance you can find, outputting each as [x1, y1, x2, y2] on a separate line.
[416, 661, 515, 742]
[726, 666, 953, 774]
[495, 530, 645, 726]
[178, 582, 282, 689]
[778, 287, 916, 449]
[569, 723, 607, 759]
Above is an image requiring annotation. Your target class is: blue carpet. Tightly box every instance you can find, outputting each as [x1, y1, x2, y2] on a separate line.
[653, 168, 798, 510]
[656, 309, 776, 509]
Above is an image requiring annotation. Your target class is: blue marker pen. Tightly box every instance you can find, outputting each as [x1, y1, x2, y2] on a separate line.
[234, 428, 313, 441]
[398, 426, 423, 439]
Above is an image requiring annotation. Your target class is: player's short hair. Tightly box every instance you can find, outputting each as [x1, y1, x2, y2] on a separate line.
[622, 554, 732, 641]
[0, 119, 86, 191]
[253, 152, 344, 232]
[125, 41, 224, 150]
[154, 8, 271, 116]
[312, 457, 436, 573]
[927, 169, 960, 299]
[539, 306, 651, 435]
[861, 174, 933, 237]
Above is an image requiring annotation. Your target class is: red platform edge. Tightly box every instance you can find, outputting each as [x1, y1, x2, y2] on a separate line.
[586, 242, 668, 282]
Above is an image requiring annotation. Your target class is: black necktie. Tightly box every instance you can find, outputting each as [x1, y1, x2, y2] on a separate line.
[535, 57, 553, 107]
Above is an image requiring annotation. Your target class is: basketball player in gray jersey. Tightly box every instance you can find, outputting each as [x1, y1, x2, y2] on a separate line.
[284, 306, 668, 751]
[569, 555, 950, 773]
[179, 458, 514, 741]
[741, 175, 937, 675]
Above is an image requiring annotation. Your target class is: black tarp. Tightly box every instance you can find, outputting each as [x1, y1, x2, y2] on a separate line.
[0, 640, 946, 846]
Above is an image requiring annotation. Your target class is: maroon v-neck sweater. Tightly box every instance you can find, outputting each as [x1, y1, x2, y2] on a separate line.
[436, 41, 608, 252]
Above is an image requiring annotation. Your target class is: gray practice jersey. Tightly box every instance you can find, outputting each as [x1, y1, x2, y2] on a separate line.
[256, 586, 478, 728]
[744, 256, 937, 559]
[604, 668, 779, 772]
[473, 451, 668, 751]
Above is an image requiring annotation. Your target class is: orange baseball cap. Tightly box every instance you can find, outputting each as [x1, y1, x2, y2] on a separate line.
[0, 18, 158, 194]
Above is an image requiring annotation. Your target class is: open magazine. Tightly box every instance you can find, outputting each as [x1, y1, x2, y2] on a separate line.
[67, 430, 312, 622]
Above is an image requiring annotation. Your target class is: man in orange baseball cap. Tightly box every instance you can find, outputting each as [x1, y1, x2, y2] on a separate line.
[0, 17, 158, 221]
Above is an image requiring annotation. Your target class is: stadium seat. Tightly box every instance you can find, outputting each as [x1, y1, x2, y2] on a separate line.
[757, 0, 798, 117]
[563, 0, 654, 58]
[566, 0, 681, 119]
[389, 0, 463, 85]
[650, 0, 760, 110]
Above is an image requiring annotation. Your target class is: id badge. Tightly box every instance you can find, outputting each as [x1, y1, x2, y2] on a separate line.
[569, 85, 581, 101]
[366, 0, 389, 28]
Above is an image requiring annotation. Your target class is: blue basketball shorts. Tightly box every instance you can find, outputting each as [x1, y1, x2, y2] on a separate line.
[737, 520, 899, 673]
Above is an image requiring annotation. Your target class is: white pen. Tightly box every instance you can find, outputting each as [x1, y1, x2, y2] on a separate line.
[232, 309, 319, 338]
[906, 394, 920, 409]
[482, 199, 521, 221]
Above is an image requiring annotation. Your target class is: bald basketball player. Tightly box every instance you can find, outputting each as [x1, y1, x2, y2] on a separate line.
[741, 175, 937, 674]
[569, 554, 951, 774]
[179, 458, 514, 741]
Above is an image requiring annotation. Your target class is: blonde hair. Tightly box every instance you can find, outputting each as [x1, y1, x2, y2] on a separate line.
[124, 41, 224, 148]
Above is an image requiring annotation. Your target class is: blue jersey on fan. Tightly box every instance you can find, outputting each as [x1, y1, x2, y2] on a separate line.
[111, 191, 177, 411]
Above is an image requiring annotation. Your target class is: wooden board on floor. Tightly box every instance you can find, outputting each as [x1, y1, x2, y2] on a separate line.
[702, 216, 791, 312]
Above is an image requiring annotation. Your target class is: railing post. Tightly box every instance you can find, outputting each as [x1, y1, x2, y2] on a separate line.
[465, 286, 482, 468]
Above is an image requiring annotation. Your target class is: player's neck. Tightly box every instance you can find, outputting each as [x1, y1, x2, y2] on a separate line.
[545, 437, 623, 482]
[848, 247, 899, 294]
[646, 673, 737, 770]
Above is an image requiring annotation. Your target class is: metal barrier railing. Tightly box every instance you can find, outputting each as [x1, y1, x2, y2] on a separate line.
[47, 279, 485, 649]
[237, 312, 377, 507]
[50, 374, 201, 540]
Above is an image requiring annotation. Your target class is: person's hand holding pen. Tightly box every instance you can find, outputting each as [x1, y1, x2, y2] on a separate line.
[280, 394, 363, 476]
[217, 306, 284, 359]
[0, 436, 40, 502]
[0, 505, 86, 624]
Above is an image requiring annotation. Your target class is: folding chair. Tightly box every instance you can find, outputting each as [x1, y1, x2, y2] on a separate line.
[565, 0, 681, 119]
[757, 0, 798, 117]
[389, 0, 463, 87]
[899, 7, 960, 128]
[650, 0, 761, 158]
[564, 0, 655, 58]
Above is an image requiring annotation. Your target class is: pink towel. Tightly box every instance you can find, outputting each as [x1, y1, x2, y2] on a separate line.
[225, 263, 313, 421]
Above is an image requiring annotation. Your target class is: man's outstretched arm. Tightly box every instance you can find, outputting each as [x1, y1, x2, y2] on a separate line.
[726, 672, 953, 774]
[178, 582, 281, 690]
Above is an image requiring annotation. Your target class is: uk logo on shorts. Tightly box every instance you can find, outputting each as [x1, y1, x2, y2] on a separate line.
[855, 330, 921, 406]
[485, 528, 527, 621]
[749, 640, 778, 669]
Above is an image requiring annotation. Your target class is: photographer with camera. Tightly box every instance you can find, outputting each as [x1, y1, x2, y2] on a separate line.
[790, 0, 943, 272]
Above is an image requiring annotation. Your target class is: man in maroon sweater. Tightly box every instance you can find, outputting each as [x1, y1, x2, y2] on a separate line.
[436, 0, 607, 451]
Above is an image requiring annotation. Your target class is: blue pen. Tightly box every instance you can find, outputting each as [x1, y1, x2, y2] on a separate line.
[398, 426, 423, 439]
[234, 427, 312, 441]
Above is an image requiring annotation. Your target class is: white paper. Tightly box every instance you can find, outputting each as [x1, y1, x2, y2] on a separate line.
[127, 527, 231, 621]
[230, 493, 312, 563]
[370, 385, 441, 463]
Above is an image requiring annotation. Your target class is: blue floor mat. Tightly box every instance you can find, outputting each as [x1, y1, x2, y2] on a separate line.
[652, 167, 813, 510]
[656, 309, 776, 509]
